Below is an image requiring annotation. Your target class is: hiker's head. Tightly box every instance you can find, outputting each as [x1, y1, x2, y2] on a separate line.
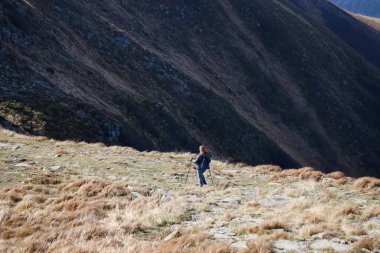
[199, 145, 207, 155]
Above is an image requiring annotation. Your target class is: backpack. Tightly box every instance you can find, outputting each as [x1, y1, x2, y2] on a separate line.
[199, 156, 211, 170]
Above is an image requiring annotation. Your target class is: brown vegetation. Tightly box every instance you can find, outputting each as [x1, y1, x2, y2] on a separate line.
[270, 167, 324, 181]
[254, 165, 282, 174]
[334, 204, 361, 218]
[354, 177, 380, 192]
[152, 234, 234, 253]
[352, 237, 380, 253]
[248, 219, 288, 234]
[299, 223, 340, 238]
[245, 236, 274, 253]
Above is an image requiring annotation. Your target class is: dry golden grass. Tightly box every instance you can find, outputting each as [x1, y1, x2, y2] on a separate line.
[56, 149, 70, 155]
[213, 168, 234, 178]
[354, 177, 380, 192]
[248, 219, 288, 234]
[254, 165, 282, 174]
[245, 236, 274, 253]
[236, 162, 248, 168]
[270, 167, 324, 181]
[26, 174, 62, 185]
[1, 127, 379, 252]
[152, 234, 234, 253]
[0, 177, 191, 252]
[332, 177, 354, 186]
[298, 223, 340, 238]
[301, 212, 324, 224]
[361, 205, 380, 221]
[352, 237, 380, 253]
[316, 190, 336, 203]
[341, 224, 367, 236]
[325, 171, 346, 180]
[223, 212, 235, 222]
[334, 204, 361, 218]
[287, 199, 313, 211]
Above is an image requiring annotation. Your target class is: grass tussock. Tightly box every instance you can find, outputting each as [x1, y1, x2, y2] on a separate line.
[152, 234, 234, 253]
[248, 219, 288, 234]
[301, 212, 324, 224]
[0, 177, 190, 251]
[352, 237, 380, 253]
[270, 167, 324, 181]
[60, 179, 130, 198]
[354, 177, 380, 192]
[26, 174, 61, 185]
[361, 205, 380, 221]
[245, 237, 273, 253]
[334, 204, 361, 218]
[332, 177, 354, 186]
[341, 224, 367, 236]
[325, 171, 346, 180]
[254, 165, 282, 174]
[298, 223, 339, 238]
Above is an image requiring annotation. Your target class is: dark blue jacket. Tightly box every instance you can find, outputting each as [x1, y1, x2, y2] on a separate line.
[192, 152, 212, 168]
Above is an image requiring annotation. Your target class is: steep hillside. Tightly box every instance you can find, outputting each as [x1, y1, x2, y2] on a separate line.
[330, 0, 380, 18]
[0, 128, 379, 252]
[353, 14, 380, 31]
[289, 0, 380, 68]
[1, 0, 380, 177]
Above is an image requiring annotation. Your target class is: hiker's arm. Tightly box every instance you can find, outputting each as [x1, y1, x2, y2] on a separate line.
[192, 154, 202, 164]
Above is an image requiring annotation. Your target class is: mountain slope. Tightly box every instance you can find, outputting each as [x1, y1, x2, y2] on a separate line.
[330, 0, 380, 18]
[0, 129, 379, 252]
[289, 0, 380, 68]
[1, 0, 380, 177]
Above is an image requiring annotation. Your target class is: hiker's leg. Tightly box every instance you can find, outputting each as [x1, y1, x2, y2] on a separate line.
[202, 169, 207, 185]
[197, 168, 205, 186]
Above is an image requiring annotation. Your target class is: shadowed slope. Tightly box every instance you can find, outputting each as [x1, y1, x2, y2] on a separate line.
[1, 0, 380, 176]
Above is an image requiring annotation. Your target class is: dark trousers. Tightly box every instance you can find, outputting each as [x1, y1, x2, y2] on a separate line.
[195, 164, 207, 186]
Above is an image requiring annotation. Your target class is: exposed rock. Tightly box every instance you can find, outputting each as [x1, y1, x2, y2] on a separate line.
[220, 197, 241, 205]
[259, 195, 292, 206]
[243, 234, 258, 240]
[322, 178, 336, 183]
[274, 240, 308, 253]
[51, 165, 61, 172]
[160, 193, 173, 202]
[15, 162, 30, 168]
[370, 216, 380, 225]
[131, 192, 142, 199]
[214, 221, 228, 228]
[311, 239, 351, 252]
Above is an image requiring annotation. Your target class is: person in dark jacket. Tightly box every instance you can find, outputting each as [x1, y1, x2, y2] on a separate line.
[192, 145, 212, 187]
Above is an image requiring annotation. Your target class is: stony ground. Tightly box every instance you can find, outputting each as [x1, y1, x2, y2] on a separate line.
[0, 128, 379, 253]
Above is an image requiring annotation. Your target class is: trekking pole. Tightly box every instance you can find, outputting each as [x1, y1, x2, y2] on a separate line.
[183, 166, 191, 185]
[208, 168, 214, 185]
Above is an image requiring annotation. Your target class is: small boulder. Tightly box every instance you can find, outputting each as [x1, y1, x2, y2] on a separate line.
[131, 192, 142, 199]
[161, 194, 173, 202]
[51, 166, 61, 172]
[15, 162, 31, 168]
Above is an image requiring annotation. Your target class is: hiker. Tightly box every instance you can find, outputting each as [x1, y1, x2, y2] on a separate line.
[192, 145, 212, 187]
